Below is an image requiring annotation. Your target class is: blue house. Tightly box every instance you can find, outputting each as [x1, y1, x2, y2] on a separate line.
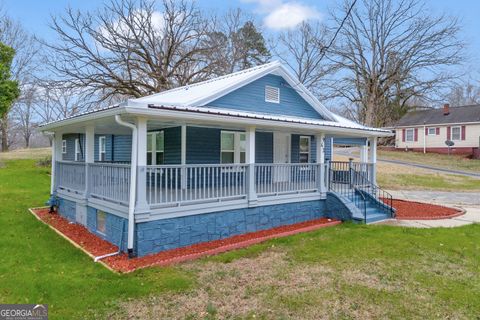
[40, 61, 394, 258]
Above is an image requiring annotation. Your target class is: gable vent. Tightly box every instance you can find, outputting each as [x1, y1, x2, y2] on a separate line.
[265, 86, 280, 103]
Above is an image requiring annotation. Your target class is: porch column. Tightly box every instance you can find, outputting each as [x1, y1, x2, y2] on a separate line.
[315, 133, 326, 194]
[368, 137, 377, 184]
[181, 125, 187, 189]
[136, 117, 149, 211]
[246, 126, 257, 206]
[51, 132, 63, 194]
[84, 125, 95, 197]
[360, 142, 368, 163]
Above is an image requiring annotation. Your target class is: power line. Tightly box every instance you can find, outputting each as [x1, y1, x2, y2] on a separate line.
[318, 0, 358, 63]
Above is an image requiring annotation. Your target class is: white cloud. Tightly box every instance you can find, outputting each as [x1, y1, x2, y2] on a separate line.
[243, 0, 321, 30]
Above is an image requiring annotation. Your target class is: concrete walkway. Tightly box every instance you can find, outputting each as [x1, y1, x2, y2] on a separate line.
[379, 206, 480, 228]
[386, 190, 480, 206]
[377, 190, 480, 228]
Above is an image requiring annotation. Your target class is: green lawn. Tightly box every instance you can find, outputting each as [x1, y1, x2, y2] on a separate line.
[1, 159, 480, 319]
[377, 149, 480, 173]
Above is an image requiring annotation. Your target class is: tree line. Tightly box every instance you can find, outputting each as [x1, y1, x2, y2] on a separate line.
[0, 0, 478, 151]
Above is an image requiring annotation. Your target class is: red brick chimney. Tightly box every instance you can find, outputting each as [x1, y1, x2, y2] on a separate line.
[443, 103, 450, 115]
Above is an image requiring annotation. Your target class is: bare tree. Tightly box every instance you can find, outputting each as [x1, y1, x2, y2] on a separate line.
[331, 0, 465, 127]
[273, 22, 337, 99]
[0, 8, 41, 151]
[206, 9, 270, 76]
[43, 0, 225, 103]
[12, 84, 37, 147]
[445, 82, 480, 107]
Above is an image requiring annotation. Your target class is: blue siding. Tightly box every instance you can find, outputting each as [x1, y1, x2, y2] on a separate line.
[164, 127, 181, 164]
[255, 131, 273, 163]
[62, 134, 85, 161]
[112, 135, 132, 162]
[208, 74, 323, 120]
[186, 127, 221, 164]
[324, 137, 333, 161]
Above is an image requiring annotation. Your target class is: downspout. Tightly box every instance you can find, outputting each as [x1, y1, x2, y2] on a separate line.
[115, 115, 137, 258]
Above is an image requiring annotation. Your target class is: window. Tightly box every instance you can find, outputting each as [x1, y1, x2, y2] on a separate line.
[75, 138, 81, 161]
[96, 210, 106, 234]
[405, 129, 414, 142]
[147, 131, 164, 165]
[427, 127, 436, 135]
[299, 136, 310, 163]
[265, 86, 280, 103]
[98, 136, 106, 161]
[451, 126, 461, 141]
[221, 131, 246, 164]
[62, 140, 67, 154]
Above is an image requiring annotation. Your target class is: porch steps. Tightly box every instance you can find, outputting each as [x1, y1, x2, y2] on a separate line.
[346, 193, 392, 224]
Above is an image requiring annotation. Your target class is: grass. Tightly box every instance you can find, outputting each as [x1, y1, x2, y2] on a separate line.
[377, 149, 480, 173]
[0, 147, 51, 161]
[335, 153, 480, 191]
[1, 158, 480, 319]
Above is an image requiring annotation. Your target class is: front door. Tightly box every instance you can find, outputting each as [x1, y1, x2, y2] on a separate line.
[273, 132, 291, 183]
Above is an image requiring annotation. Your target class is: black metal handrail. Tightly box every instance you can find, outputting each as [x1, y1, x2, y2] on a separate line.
[328, 161, 395, 221]
[328, 163, 368, 222]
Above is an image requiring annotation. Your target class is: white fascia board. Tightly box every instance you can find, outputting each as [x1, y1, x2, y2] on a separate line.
[39, 106, 126, 132]
[123, 106, 392, 137]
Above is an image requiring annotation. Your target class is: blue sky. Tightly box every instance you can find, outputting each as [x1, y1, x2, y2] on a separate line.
[2, 0, 480, 76]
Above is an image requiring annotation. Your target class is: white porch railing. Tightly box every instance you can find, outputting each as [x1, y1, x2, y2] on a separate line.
[88, 163, 131, 205]
[55, 161, 86, 193]
[145, 164, 248, 207]
[55, 162, 329, 209]
[255, 163, 321, 196]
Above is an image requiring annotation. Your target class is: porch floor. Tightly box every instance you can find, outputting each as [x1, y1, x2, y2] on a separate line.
[29, 207, 340, 273]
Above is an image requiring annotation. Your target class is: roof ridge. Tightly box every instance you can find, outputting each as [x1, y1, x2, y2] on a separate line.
[137, 61, 280, 99]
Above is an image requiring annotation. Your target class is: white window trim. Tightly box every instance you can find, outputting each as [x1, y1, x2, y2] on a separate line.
[61, 140, 67, 154]
[427, 127, 436, 136]
[220, 131, 246, 164]
[299, 136, 311, 164]
[265, 85, 280, 104]
[451, 126, 461, 141]
[147, 131, 165, 165]
[98, 136, 106, 161]
[74, 138, 81, 161]
[405, 128, 415, 142]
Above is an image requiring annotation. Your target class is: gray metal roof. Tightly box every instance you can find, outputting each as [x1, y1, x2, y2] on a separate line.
[395, 105, 480, 126]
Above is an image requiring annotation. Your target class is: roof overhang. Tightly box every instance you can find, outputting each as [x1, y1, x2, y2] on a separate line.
[40, 104, 392, 137]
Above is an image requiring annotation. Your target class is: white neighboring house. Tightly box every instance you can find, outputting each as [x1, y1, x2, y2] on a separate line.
[393, 104, 480, 156]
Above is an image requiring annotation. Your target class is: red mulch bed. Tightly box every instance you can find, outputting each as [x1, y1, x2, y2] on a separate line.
[389, 199, 464, 220]
[30, 208, 340, 273]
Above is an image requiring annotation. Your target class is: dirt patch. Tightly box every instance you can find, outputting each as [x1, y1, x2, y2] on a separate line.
[30, 207, 340, 273]
[389, 199, 464, 220]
